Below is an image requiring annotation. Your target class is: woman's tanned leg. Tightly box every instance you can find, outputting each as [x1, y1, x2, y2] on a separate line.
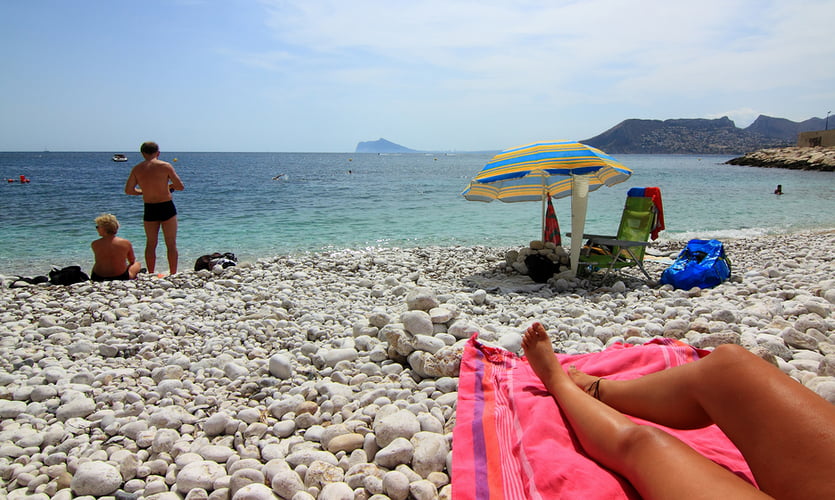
[569, 342, 835, 499]
[522, 324, 769, 500]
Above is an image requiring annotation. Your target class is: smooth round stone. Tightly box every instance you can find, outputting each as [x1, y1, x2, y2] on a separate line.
[176, 460, 227, 493]
[0, 400, 27, 419]
[224, 362, 248, 380]
[56, 397, 96, 421]
[204, 413, 232, 437]
[411, 432, 449, 478]
[401, 311, 434, 336]
[303, 460, 344, 489]
[285, 449, 338, 468]
[269, 354, 293, 379]
[237, 408, 262, 424]
[229, 468, 266, 498]
[200, 444, 235, 463]
[405, 288, 440, 311]
[185, 488, 210, 499]
[383, 470, 410, 500]
[29, 385, 58, 402]
[273, 420, 296, 438]
[374, 409, 420, 448]
[327, 433, 365, 454]
[151, 428, 180, 454]
[230, 482, 275, 499]
[409, 479, 438, 500]
[70, 461, 122, 496]
[270, 470, 304, 499]
[318, 481, 354, 499]
[374, 437, 413, 469]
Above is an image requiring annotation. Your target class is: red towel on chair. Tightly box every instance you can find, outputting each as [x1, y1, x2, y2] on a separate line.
[643, 187, 665, 240]
[627, 187, 665, 240]
[452, 336, 756, 500]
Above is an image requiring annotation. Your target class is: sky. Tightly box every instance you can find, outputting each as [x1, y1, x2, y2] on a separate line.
[2, 0, 834, 152]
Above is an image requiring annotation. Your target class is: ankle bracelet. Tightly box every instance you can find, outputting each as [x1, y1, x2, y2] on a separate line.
[587, 378, 604, 400]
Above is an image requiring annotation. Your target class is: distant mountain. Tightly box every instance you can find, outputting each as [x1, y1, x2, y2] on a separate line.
[744, 115, 825, 140]
[355, 138, 418, 153]
[359, 115, 826, 155]
[582, 115, 824, 154]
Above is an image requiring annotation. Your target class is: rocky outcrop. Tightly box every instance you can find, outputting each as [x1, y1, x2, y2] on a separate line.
[725, 146, 835, 171]
[582, 116, 802, 154]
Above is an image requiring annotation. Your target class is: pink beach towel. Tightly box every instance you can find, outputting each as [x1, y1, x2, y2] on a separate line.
[452, 336, 755, 499]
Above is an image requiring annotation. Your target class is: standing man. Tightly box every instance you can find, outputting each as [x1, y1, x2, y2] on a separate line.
[125, 141, 184, 275]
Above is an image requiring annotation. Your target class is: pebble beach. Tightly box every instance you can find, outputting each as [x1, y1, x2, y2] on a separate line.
[1, 230, 834, 500]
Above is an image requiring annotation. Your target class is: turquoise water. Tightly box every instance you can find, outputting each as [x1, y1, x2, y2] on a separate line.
[1, 152, 833, 276]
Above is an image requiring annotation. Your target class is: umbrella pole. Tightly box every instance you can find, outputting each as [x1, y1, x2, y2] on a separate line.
[569, 174, 591, 277]
[540, 174, 547, 241]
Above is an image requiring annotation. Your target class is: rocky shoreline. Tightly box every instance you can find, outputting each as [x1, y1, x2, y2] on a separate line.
[1, 230, 834, 499]
[726, 146, 835, 171]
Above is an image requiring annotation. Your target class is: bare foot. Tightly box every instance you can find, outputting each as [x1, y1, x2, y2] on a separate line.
[522, 323, 570, 392]
[568, 366, 602, 396]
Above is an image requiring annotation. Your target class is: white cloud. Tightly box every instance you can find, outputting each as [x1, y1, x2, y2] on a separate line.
[254, 0, 835, 89]
[6, 0, 832, 150]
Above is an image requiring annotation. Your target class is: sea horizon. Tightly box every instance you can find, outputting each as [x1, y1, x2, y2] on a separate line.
[2, 151, 834, 277]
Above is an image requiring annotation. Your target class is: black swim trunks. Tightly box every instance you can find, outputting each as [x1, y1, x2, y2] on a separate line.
[144, 200, 177, 222]
[91, 269, 130, 282]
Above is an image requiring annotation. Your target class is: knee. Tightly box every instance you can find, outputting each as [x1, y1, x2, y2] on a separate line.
[616, 425, 672, 464]
[707, 343, 754, 368]
[699, 343, 762, 383]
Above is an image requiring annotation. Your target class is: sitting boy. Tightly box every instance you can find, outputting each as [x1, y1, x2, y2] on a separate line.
[91, 214, 142, 282]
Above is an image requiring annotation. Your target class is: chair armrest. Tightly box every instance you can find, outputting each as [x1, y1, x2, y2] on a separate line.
[586, 237, 649, 248]
[565, 232, 617, 240]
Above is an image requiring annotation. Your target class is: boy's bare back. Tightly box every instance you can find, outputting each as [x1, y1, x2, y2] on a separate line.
[91, 236, 135, 277]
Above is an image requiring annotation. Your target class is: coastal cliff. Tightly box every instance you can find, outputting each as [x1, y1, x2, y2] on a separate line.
[725, 146, 835, 171]
[582, 115, 824, 154]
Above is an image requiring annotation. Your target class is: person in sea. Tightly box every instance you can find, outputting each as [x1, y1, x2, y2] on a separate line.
[125, 141, 185, 275]
[521, 322, 835, 499]
[774, 184, 783, 195]
[90, 214, 142, 282]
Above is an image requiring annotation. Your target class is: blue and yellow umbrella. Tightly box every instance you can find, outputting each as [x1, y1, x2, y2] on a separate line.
[462, 141, 632, 276]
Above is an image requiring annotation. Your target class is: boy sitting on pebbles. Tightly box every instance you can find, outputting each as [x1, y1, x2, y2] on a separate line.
[91, 214, 142, 282]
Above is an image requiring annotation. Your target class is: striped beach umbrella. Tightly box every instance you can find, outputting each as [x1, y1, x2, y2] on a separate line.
[462, 141, 632, 276]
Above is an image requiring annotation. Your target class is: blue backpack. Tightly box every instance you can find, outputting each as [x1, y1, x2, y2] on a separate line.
[660, 239, 732, 289]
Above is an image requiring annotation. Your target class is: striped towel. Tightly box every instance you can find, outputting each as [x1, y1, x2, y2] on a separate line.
[452, 336, 756, 499]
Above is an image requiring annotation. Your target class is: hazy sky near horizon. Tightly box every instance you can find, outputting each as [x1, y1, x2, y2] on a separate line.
[2, 0, 834, 152]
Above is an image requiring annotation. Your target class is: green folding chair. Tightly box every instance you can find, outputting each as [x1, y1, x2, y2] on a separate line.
[574, 194, 658, 280]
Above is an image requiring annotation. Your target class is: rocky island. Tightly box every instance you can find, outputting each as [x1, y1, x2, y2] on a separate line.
[725, 146, 835, 171]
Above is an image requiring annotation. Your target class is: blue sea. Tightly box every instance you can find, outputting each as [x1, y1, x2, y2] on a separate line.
[1, 151, 833, 276]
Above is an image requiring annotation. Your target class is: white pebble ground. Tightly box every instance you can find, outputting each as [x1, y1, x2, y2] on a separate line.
[1, 230, 834, 499]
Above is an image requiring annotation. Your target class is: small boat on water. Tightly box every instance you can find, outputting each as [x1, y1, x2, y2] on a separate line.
[112, 154, 128, 162]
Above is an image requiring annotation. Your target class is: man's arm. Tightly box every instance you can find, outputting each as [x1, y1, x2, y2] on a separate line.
[168, 165, 184, 192]
[125, 169, 142, 195]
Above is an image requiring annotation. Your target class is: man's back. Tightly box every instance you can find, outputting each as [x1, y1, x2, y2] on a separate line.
[126, 158, 182, 203]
